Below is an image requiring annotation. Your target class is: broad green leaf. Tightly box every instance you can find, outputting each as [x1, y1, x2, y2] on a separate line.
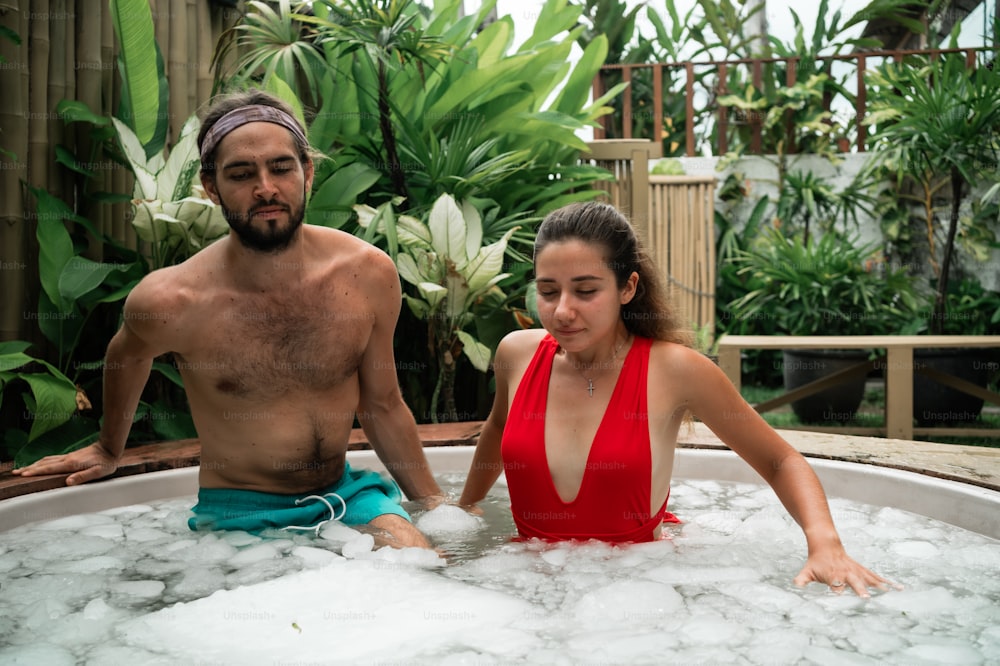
[110, 0, 160, 146]
[21, 371, 78, 441]
[0, 351, 33, 374]
[427, 194, 467, 266]
[57, 256, 125, 310]
[56, 99, 110, 126]
[396, 214, 432, 247]
[111, 118, 157, 197]
[403, 293, 430, 319]
[311, 163, 382, 212]
[467, 15, 512, 68]
[396, 252, 425, 286]
[417, 281, 447, 309]
[264, 72, 307, 128]
[555, 35, 607, 115]
[466, 227, 516, 292]
[0, 341, 32, 357]
[461, 199, 483, 260]
[32, 187, 75, 310]
[456, 330, 491, 372]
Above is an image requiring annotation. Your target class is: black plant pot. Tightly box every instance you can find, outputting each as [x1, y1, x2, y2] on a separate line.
[913, 348, 991, 426]
[782, 349, 869, 424]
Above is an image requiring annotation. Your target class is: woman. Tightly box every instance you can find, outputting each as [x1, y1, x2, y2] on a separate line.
[459, 201, 892, 598]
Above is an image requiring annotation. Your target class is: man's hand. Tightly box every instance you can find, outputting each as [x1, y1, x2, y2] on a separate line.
[413, 493, 447, 512]
[11, 442, 120, 486]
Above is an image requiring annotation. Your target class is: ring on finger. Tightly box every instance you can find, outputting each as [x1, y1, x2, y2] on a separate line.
[830, 580, 845, 587]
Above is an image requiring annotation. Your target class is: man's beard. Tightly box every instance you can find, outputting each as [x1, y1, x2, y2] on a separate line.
[219, 194, 306, 253]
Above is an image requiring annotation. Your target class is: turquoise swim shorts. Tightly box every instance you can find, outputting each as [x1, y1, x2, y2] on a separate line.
[188, 462, 410, 533]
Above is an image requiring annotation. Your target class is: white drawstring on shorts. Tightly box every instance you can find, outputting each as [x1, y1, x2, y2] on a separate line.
[283, 492, 347, 535]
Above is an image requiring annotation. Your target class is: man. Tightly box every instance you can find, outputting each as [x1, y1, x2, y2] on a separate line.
[14, 90, 443, 548]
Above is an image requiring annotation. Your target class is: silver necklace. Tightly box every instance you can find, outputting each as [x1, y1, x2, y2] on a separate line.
[570, 334, 629, 397]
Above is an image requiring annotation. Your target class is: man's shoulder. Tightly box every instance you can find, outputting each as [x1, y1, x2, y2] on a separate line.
[127, 244, 224, 314]
[305, 225, 393, 270]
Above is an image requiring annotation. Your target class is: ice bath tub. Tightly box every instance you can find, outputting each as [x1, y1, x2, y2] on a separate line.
[1, 447, 999, 665]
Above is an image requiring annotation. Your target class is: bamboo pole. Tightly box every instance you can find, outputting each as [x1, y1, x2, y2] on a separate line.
[28, 0, 49, 193]
[75, 1, 104, 254]
[186, 0, 197, 119]
[195, 0, 212, 110]
[168, 0, 187, 146]
[46, 0, 66, 197]
[0, 0, 30, 342]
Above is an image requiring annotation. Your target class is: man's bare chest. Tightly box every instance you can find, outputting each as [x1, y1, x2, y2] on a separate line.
[176, 293, 373, 399]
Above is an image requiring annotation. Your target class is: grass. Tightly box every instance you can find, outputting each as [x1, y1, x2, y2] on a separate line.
[740, 382, 1000, 447]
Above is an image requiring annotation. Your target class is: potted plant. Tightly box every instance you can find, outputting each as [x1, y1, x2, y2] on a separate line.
[906, 279, 1000, 425]
[729, 226, 920, 423]
[863, 33, 1000, 424]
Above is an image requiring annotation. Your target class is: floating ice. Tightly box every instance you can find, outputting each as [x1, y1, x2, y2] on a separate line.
[0, 643, 76, 665]
[117, 559, 534, 663]
[415, 503, 483, 536]
[227, 542, 280, 567]
[891, 539, 941, 559]
[340, 532, 375, 558]
[290, 545, 339, 569]
[574, 580, 683, 624]
[110, 580, 166, 605]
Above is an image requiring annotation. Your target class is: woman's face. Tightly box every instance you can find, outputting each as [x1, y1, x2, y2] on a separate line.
[534, 239, 636, 352]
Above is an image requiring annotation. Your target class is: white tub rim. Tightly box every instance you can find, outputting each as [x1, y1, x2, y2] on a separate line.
[1, 447, 998, 538]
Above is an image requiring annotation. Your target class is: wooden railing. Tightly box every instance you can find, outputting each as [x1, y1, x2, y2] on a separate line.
[593, 46, 993, 157]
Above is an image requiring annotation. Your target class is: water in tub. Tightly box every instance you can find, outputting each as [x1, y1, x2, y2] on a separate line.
[0, 473, 998, 664]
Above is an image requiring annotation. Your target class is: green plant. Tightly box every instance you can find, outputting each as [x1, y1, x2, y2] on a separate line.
[863, 28, 1000, 333]
[356, 194, 517, 423]
[907, 278, 1000, 336]
[773, 168, 877, 245]
[111, 0, 170, 158]
[113, 115, 229, 269]
[217, 0, 620, 224]
[0, 341, 78, 456]
[729, 226, 921, 336]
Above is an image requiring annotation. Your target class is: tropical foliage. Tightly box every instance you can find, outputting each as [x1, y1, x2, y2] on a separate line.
[113, 115, 229, 270]
[357, 193, 518, 422]
[214, 0, 622, 232]
[728, 226, 921, 337]
[863, 26, 1000, 333]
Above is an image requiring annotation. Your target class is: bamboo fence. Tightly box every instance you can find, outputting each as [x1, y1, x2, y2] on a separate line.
[0, 0, 241, 344]
[583, 139, 717, 335]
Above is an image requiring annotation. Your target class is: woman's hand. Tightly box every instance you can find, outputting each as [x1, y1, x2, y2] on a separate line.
[794, 547, 900, 598]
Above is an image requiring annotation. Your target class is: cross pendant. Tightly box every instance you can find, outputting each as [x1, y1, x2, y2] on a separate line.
[586, 379, 594, 397]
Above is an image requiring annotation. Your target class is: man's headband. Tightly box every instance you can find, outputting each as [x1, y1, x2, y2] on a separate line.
[199, 105, 309, 166]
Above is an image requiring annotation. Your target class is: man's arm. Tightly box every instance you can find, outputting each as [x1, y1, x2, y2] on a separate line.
[355, 250, 444, 505]
[13, 276, 175, 484]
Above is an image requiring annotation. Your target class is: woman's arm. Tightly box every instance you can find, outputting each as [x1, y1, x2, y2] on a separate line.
[459, 334, 519, 508]
[664, 345, 895, 597]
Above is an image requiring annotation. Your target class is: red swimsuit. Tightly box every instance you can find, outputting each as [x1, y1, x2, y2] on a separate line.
[501, 334, 676, 543]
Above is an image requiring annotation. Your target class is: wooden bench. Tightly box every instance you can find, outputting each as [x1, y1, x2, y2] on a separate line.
[717, 335, 1000, 440]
